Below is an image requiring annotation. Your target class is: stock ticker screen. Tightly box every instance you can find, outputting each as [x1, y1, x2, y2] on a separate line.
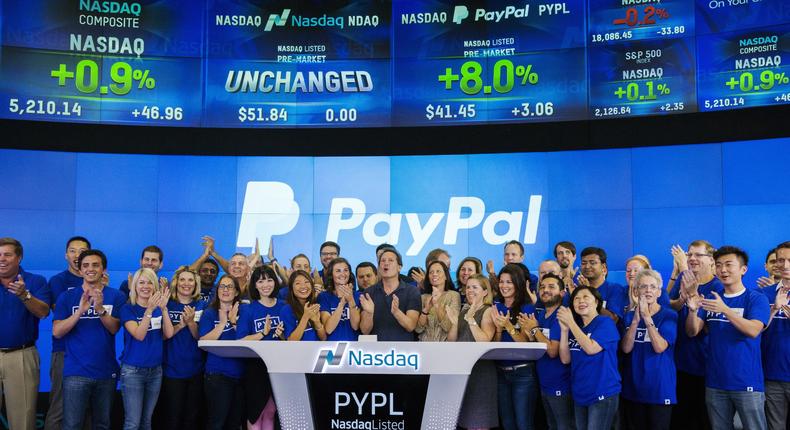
[0, 0, 787, 128]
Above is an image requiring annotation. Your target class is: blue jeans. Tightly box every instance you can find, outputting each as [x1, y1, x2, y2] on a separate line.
[62, 375, 116, 430]
[705, 387, 767, 430]
[542, 392, 576, 430]
[574, 395, 618, 430]
[497, 363, 538, 430]
[120, 364, 163, 430]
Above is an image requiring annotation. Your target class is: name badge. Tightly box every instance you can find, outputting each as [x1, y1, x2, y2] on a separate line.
[150, 316, 162, 330]
[541, 328, 551, 338]
[194, 310, 203, 322]
[102, 304, 113, 314]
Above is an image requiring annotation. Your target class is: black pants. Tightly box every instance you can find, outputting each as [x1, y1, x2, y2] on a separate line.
[204, 373, 244, 430]
[670, 371, 711, 430]
[160, 374, 203, 429]
[623, 399, 672, 430]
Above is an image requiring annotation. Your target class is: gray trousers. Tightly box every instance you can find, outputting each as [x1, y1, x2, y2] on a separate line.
[765, 380, 790, 430]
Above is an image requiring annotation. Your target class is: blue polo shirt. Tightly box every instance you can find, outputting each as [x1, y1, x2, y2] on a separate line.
[365, 281, 422, 342]
[199, 307, 243, 379]
[318, 291, 361, 341]
[281, 303, 320, 341]
[0, 267, 49, 349]
[120, 304, 165, 368]
[537, 308, 571, 396]
[54, 286, 126, 379]
[164, 300, 206, 379]
[236, 300, 285, 340]
[673, 277, 723, 376]
[621, 307, 677, 405]
[49, 270, 83, 352]
[699, 287, 770, 391]
[568, 315, 621, 406]
[762, 283, 790, 382]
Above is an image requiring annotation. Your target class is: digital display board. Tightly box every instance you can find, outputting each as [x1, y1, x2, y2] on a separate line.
[0, 0, 787, 127]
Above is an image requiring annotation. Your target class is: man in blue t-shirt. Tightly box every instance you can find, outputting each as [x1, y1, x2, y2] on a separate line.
[119, 245, 166, 298]
[0, 237, 51, 430]
[762, 241, 790, 430]
[45, 236, 90, 430]
[577, 247, 626, 322]
[53, 249, 127, 430]
[360, 248, 421, 341]
[686, 246, 770, 430]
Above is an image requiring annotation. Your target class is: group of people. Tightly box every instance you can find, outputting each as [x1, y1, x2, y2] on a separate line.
[1, 234, 788, 430]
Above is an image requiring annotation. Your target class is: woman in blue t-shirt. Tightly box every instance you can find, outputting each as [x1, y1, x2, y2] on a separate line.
[120, 268, 174, 430]
[199, 274, 243, 430]
[558, 286, 621, 430]
[621, 269, 677, 430]
[161, 266, 205, 429]
[319, 257, 361, 341]
[237, 265, 285, 430]
[282, 270, 327, 341]
[491, 263, 538, 430]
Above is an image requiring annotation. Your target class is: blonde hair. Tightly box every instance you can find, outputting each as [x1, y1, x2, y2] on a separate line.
[129, 268, 161, 305]
[625, 254, 651, 269]
[467, 274, 494, 306]
[170, 265, 201, 301]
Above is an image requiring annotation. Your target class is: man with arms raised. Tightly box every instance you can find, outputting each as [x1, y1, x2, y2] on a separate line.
[686, 246, 770, 430]
[360, 248, 421, 341]
[0, 237, 50, 430]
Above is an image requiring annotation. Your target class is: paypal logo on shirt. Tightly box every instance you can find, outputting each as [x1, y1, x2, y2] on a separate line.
[707, 307, 744, 323]
[213, 320, 234, 333]
[73, 305, 113, 319]
[254, 315, 282, 332]
[635, 327, 652, 343]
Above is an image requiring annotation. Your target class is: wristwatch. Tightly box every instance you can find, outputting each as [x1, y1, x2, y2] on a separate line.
[530, 327, 540, 337]
[21, 291, 32, 302]
[98, 309, 109, 317]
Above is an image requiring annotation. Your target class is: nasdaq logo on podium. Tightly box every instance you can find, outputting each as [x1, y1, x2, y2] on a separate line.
[315, 343, 420, 373]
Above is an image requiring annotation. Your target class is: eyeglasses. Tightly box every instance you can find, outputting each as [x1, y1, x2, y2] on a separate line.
[637, 285, 660, 291]
[686, 253, 710, 258]
[217, 284, 235, 290]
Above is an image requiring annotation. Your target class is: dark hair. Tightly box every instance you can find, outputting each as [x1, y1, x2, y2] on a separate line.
[249, 265, 280, 301]
[287, 270, 318, 321]
[290, 253, 311, 267]
[714, 245, 749, 266]
[777, 241, 790, 252]
[0, 238, 23, 258]
[505, 240, 525, 256]
[201, 258, 220, 272]
[376, 243, 395, 254]
[378, 248, 403, 267]
[766, 248, 777, 263]
[456, 257, 483, 289]
[356, 261, 376, 276]
[66, 236, 91, 250]
[210, 275, 241, 310]
[540, 273, 565, 291]
[140, 245, 163, 261]
[569, 286, 604, 323]
[325, 257, 356, 293]
[320, 241, 340, 254]
[581, 247, 607, 266]
[78, 249, 107, 270]
[553, 241, 576, 257]
[424, 248, 450, 269]
[498, 263, 530, 324]
[422, 260, 455, 292]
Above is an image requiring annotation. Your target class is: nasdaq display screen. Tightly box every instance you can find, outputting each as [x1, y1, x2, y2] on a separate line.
[0, 0, 788, 128]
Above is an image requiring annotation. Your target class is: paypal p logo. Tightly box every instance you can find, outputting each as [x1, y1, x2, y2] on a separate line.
[452, 6, 469, 24]
[237, 182, 300, 254]
[264, 9, 290, 31]
[314, 342, 348, 373]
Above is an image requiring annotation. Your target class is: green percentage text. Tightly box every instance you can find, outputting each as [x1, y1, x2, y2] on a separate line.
[438, 59, 538, 96]
[51, 59, 156, 96]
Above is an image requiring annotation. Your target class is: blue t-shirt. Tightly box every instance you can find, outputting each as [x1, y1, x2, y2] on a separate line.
[537, 308, 571, 396]
[200, 286, 215, 303]
[280, 303, 320, 341]
[762, 283, 790, 382]
[49, 270, 83, 352]
[699, 287, 770, 391]
[164, 300, 206, 379]
[119, 280, 130, 299]
[54, 286, 126, 379]
[596, 281, 627, 319]
[568, 315, 621, 406]
[0, 267, 50, 348]
[198, 307, 243, 379]
[120, 304, 165, 368]
[673, 277, 723, 376]
[318, 291, 361, 341]
[621, 307, 677, 404]
[236, 300, 285, 340]
[494, 301, 537, 367]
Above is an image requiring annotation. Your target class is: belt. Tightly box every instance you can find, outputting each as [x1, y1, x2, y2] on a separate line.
[0, 341, 35, 353]
[498, 363, 532, 371]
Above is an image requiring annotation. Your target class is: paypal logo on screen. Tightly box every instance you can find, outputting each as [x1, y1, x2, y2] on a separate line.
[237, 182, 300, 254]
